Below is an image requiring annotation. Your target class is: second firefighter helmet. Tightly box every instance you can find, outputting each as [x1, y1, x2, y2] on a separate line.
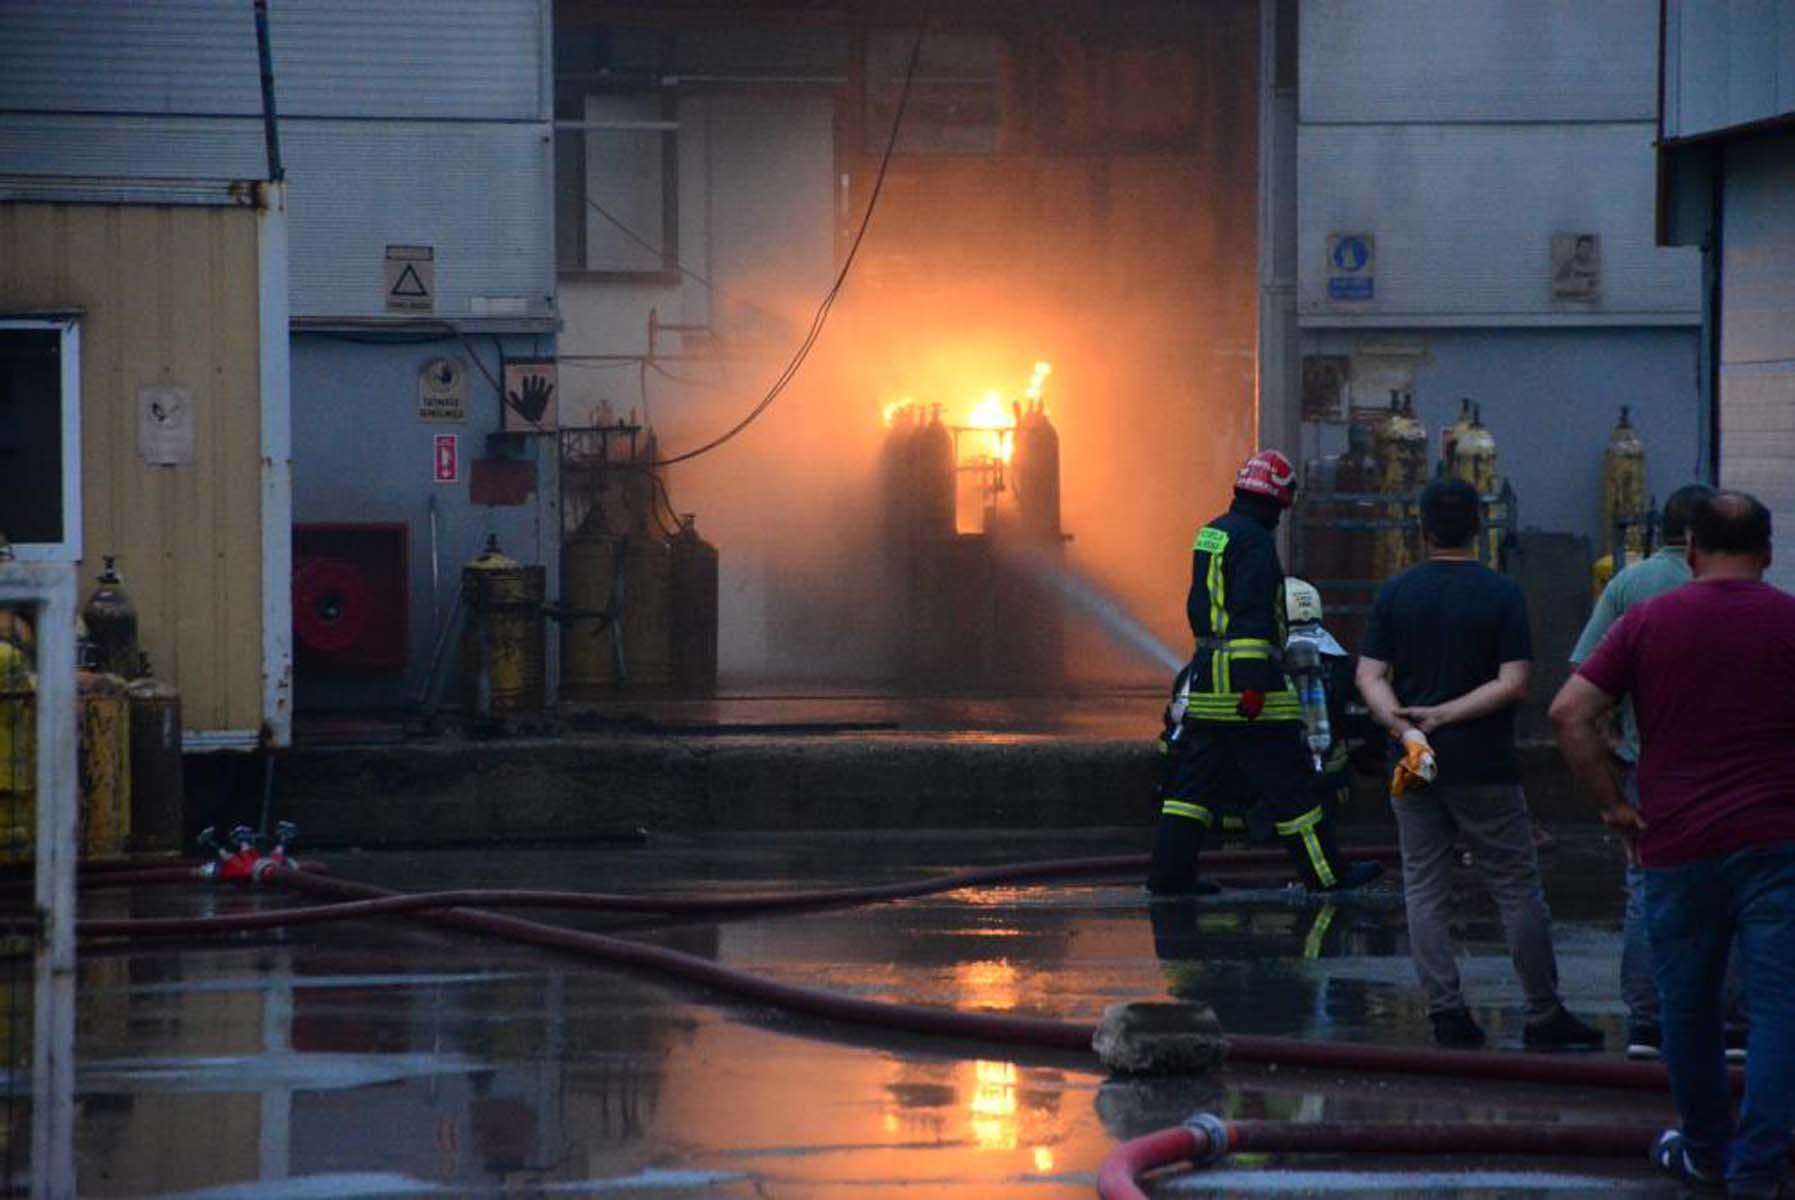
[1235, 449, 1297, 508]
[1285, 577, 1324, 625]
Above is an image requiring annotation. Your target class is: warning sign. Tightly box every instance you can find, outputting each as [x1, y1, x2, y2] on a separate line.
[501, 359, 559, 433]
[433, 433, 458, 483]
[417, 357, 466, 422]
[385, 244, 435, 313]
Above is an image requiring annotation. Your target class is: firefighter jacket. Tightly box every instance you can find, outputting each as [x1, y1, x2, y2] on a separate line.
[1184, 503, 1301, 723]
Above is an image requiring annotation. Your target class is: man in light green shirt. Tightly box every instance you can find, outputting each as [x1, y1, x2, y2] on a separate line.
[1569, 484, 1728, 1060]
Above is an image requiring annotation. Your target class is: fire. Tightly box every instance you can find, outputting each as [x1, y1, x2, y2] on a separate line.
[964, 388, 1016, 464]
[1024, 360, 1052, 405]
[881, 396, 916, 427]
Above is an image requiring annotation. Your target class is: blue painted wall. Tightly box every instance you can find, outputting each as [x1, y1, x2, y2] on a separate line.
[291, 333, 559, 710]
[1301, 326, 1703, 548]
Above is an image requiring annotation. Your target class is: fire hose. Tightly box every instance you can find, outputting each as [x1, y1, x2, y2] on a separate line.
[1095, 1117, 1714, 1200]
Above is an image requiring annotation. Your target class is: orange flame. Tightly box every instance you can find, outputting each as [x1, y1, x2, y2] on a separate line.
[964, 389, 1015, 464]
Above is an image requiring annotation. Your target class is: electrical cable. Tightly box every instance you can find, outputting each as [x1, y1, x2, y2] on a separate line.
[640, 6, 932, 468]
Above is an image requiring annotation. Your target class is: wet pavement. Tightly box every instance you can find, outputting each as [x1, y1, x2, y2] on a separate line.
[33, 829, 1695, 1196]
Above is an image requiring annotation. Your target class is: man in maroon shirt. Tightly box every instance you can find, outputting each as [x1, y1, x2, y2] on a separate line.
[1551, 492, 1795, 1199]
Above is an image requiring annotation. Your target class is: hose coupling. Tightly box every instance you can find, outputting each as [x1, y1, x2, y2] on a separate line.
[1183, 1112, 1232, 1164]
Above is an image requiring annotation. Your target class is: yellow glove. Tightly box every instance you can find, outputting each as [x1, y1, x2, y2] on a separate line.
[1391, 729, 1437, 796]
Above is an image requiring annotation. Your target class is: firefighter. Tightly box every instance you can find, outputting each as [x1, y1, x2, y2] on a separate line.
[1148, 450, 1384, 895]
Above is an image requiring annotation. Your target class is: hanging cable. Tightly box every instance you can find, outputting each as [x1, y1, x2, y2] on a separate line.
[642, 6, 931, 468]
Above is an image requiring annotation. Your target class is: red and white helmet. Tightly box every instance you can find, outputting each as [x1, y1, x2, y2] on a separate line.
[1234, 449, 1297, 508]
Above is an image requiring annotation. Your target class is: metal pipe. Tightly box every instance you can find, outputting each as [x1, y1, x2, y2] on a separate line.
[252, 0, 284, 182]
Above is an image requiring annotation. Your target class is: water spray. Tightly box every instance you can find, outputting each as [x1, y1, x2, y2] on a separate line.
[995, 542, 1185, 673]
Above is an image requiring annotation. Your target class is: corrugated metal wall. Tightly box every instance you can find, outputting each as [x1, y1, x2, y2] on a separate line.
[1298, 0, 1700, 325]
[1663, 0, 1795, 141]
[1302, 0, 1657, 124]
[1297, 124, 1699, 320]
[0, 0, 543, 120]
[0, 202, 266, 733]
[1717, 134, 1795, 591]
[0, 0, 552, 321]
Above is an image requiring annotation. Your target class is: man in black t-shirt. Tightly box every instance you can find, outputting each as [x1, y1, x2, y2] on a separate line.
[1356, 478, 1603, 1051]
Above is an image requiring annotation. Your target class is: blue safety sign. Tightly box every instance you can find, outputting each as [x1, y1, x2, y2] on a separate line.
[1327, 233, 1375, 302]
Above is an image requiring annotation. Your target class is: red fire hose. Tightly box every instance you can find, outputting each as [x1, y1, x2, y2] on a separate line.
[1096, 1116, 1675, 1200]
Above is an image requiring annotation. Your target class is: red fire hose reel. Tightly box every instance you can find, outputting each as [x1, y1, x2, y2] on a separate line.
[291, 556, 374, 655]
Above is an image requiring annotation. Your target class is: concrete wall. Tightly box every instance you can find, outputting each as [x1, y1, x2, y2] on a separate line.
[1300, 326, 1704, 546]
[289, 333, 559, 709]
[0, 200, 269, 735]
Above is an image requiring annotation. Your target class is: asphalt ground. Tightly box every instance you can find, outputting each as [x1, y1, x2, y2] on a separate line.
[30, 827, 1695, 1197]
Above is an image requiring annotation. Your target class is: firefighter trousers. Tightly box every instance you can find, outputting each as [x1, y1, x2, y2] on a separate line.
[1148, 720, 1352, 895]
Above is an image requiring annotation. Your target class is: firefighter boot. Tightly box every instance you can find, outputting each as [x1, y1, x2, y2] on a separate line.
[1275, 804, 1383, 892]
[1148, 801, 1217, 895]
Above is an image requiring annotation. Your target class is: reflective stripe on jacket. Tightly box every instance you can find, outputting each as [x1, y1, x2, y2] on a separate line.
[1184, 508, 1300, 724]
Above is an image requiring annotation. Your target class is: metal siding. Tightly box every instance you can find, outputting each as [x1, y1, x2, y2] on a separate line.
[288, 334, 558, 709]
[1300, 0, 1657, 124]
[0, 116, 265, 180]
[1718, 135, 1795, 591]
[282, 122, 553, 320]
[1665, 0, 1795, 139]
[0, 0, 541, 120]
[1297, 122, 1702, 321]
[0, 202, 265, 734]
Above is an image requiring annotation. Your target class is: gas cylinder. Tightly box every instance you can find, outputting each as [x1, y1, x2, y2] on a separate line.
[560, 530, 672, 696]
[1602, 405, 1647, 562]
[878, 406, 918, 548]
[126, 666, 183, 854]
[1442, 397, 1475, 476]
[77, 668, 131, 861]
[668, 515, 719, 697]
[914, 405, 956, 540]
[0, 612, 33, 862]
[1450, 405, 1502, 564]
[1014, 399, 1061, 542]
[1374, 393, 1428, 579]
[461, 536, 546, 718]
[83, 557, 140, 678]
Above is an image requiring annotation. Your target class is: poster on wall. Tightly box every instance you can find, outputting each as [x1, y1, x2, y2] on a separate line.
[1301, 355, 1350, 422]
[433, 433, 458, 483]
[501, 359, 559, 433]
[1326, 233, 1375, 303]
[137, 385, 196, 465]
[1551, 233, 1601, 300]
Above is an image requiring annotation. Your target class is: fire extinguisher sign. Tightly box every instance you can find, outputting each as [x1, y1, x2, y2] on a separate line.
[433, 433, 459, 483]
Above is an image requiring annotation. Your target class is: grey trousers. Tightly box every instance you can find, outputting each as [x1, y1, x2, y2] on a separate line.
[1392, 784, 1563, 1020]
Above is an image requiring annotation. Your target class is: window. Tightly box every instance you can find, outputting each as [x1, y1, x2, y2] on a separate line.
[0, 319, 81, 562]
[555, 94, 680, 279]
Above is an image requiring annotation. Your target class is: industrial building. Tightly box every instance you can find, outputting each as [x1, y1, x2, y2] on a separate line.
[1658, 0, 1795, 592]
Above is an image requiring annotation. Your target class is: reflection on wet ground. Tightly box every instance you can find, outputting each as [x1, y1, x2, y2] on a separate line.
[35, 828, 1692, 1196]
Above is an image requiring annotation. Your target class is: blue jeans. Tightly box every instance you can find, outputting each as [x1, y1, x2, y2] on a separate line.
[1644, 843, 1795, 1190]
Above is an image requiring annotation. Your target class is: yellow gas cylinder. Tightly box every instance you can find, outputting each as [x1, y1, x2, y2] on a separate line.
[1442, 397, 1475, 475]
[461, 536, 547, 719]
[1592, 553, 1616, 600]
[1451, 404, 1502, 564]
[1602, 405, 1647, 563]
[1375, 393, 1428, 579]
[76, 669, 131, 861]
[0, 612, 34, 863]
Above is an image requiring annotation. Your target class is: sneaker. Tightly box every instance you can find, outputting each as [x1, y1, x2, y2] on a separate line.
[1523, 1006, 1605, 1050]
[1649, 1129, 1726, 1195]
[1322, 860, 1385, 891]
[1430, 1007, 1487, 1048]
[1625, 1023, 1662, 1061]
[1725, 1025, 1749, 1064]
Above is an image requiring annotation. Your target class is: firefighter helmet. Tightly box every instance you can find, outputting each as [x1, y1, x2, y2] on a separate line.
[1286, 577, 1324, 625]
[1235, 449, 1297, 508]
